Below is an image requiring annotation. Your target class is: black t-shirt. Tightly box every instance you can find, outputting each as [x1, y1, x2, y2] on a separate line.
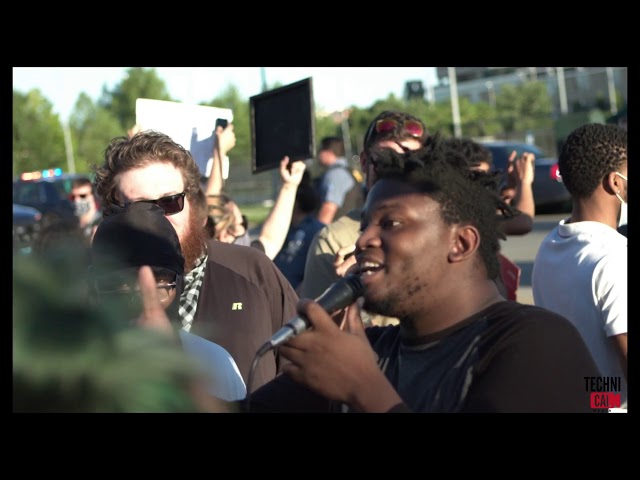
[246, 301, 600, 412]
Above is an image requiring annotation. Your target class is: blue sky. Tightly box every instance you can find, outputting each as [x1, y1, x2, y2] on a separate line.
[12, 67, 438, 122]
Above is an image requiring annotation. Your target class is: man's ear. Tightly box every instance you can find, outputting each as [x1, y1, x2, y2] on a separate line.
[448, 225, 480, 263]
[605, 170, 625, 196]
[603, 171, 614, 194]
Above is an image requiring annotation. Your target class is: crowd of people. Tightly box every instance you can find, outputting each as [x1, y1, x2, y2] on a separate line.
[13, 106, 627, 413]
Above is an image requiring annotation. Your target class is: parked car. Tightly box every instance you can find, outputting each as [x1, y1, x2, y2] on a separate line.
[13, 203, 43, 255]
[480, 141, 572, 212]
[13, 170, 85, 227]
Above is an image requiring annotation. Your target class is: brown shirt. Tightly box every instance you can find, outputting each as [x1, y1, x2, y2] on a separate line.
[191, 240, 299, 392]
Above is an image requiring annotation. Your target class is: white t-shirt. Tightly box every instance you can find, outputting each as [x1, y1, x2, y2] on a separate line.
[532, 219, 627, 406]
[178, 330, 246, 401]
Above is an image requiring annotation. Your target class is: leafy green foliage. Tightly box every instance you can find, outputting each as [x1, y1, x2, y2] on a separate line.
[495, 82, 553, 133]
[11, 71, 560, 180]
[98, 67, 173, 131]
[314, 114, 342, 147]
[13, 89, 66, 176]
[69, 93, 123, 174]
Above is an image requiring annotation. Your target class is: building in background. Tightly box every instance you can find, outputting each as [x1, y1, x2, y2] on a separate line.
[432, 67, 627, 119]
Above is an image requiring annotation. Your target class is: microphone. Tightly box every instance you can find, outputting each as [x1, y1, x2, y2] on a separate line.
[257, 274, 364, 356]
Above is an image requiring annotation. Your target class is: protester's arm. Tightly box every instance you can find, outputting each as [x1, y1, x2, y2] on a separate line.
[501, 151, 535, 236]
[317, 201, 339, 225]
[278, 300, 403, 413]
[258, 158, 306, 260]
[205, 125, 236, 196]
[316, 168, 354, 225]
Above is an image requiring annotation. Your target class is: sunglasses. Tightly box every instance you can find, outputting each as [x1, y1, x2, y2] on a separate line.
[98, 282, 177, 304]
[136, 192, 186, 216]
[364, 118, 425, 145]
[94, 268, 179, 303]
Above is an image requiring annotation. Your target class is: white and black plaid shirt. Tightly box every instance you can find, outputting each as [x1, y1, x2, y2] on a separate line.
[179, 253, 208, 332]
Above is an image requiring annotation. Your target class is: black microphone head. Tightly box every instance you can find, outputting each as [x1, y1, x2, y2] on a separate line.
[261, 274, 366, 354]
[315, 274, 365, 314]
[342, 274, 365, 296]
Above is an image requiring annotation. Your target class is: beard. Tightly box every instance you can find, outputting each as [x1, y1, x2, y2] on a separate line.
[363, 296, 397, 320]
[180, 205, 208, 272]
[362, 274, 426, 332]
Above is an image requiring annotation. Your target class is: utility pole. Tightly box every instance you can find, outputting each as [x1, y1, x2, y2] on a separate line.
[557, 67, 568, 115]
[260, 67, 267, 92]
[341, 111, 353, 161]
[63, 122, 76, 174]
[448, 67, 462, 138]
[606, 67, 618, 115]
[260, 67, 279, 204]
[485, 81, 496, 108]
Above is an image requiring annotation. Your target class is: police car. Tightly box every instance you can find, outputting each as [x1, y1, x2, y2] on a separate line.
[13, 168, 83, 226]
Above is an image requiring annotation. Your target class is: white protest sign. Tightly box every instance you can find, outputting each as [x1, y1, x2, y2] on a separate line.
[135, 98, 233, 177]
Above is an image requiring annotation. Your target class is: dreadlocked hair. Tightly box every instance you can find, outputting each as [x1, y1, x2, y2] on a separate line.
[368, 133, 515, 281]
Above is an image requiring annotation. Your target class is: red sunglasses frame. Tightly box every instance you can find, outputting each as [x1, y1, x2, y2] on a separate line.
[364, 117, 425, 146]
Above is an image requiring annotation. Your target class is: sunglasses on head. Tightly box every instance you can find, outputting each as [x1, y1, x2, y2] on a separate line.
[136, 192, 186, 216]
[364, 117, 425, 145]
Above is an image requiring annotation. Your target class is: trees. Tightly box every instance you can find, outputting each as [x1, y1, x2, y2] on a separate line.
[98, 67, 173, 132]
[13, 68, 174, 177]
[69, 93, 123, 174]
[495, 82, 553, 133]
[13, 71, 558, 179]
[13, 89, 66, 176]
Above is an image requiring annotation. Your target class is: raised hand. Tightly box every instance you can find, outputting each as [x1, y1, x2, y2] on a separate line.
[136, 265, 175, 337]
[216, 123, 236, 156]
[280, 157, 307, 186]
